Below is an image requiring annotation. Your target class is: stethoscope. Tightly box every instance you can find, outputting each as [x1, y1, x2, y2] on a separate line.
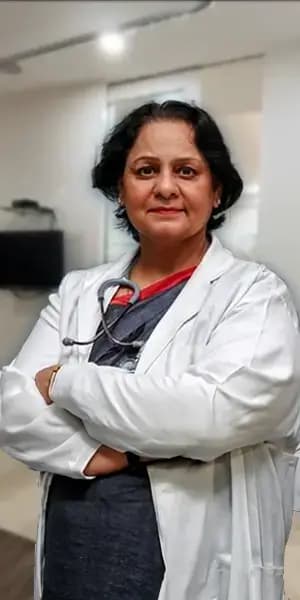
[62, 278, 144, 350]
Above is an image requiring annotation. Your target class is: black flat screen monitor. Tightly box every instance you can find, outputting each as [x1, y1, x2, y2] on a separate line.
[0, 230, 64, 288]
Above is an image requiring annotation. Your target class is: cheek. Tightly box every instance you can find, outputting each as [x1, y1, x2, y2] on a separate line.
[123, 180, 153, 209]
[186, 184, 216, 214]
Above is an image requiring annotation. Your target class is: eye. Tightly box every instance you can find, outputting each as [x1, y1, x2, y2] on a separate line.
[177, 166, 197, 177]
[136, 165, 155, 177]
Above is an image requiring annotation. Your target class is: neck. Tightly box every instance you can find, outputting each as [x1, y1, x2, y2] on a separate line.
[133, 232, 210, 280]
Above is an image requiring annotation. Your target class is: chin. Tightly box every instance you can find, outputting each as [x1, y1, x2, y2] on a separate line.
[144, 224, 189, 242]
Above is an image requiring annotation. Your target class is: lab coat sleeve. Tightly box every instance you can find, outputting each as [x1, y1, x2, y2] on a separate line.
[0, 272, 100, 478]
[51, 268, 300, 462]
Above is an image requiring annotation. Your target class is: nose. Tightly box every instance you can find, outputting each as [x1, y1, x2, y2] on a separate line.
[154, 169, 179, 200]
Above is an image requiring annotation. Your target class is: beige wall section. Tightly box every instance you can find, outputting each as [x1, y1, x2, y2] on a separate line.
[108, 57, 263, 115]
[199, 58, 263, 115]
[0, 450, 39, 541]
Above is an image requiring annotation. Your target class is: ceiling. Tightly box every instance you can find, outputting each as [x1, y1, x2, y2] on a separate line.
[0, 0, 300, 95]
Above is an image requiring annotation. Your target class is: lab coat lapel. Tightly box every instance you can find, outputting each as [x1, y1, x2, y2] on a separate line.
[137, 236, 235, 373]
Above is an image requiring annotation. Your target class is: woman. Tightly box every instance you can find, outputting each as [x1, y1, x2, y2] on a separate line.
[1, 100, 300, 600]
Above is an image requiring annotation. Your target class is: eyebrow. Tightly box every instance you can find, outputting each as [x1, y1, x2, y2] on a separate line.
[131, 155, 203, 164]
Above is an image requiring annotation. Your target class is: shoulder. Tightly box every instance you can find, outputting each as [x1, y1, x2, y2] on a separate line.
[231, 252, 289, 296]
[43, 262, 116, 321]
[224, 251, 298, 325]
[218, 235, 289, 295]
[58, 246, 138, 294]
[212, 232, 297, 317]
[210, 235, 282, 295]
[59, 262, 114, 293]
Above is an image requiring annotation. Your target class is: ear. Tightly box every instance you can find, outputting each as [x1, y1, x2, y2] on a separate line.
[213, 184, 222, 208]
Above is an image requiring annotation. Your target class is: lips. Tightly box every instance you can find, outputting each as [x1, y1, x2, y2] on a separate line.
[149, 208, 183, 213]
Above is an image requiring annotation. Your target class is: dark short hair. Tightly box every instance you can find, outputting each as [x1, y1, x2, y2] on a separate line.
[92, 100, 243, 241]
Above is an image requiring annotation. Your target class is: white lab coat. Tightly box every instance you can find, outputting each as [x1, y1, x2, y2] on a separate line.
[1, 235, 300, 600]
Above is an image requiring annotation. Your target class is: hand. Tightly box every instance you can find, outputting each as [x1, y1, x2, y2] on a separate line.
[84, 446, 129, 476]
[35, 365, 61, 404]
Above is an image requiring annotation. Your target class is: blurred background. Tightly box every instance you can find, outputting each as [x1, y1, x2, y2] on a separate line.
[0, 1, 299, 598]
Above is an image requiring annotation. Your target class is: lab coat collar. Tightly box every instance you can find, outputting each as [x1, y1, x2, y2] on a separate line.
[76, 235, 235, 365]
[136, 235, 235, 372]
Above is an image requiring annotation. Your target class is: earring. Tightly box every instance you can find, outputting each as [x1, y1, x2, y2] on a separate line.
[215, 197, 221, 208]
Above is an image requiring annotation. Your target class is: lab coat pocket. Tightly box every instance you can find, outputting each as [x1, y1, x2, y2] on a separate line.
[250, 565, 284, 600]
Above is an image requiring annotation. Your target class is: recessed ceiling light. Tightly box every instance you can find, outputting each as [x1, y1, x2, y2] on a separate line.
[98, 32, 126, 56]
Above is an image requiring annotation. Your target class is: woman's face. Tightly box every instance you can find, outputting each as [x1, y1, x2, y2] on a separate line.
[120, 119, 221, 245]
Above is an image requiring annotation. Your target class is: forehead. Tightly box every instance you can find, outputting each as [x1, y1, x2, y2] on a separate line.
[127, 119, 201, 160]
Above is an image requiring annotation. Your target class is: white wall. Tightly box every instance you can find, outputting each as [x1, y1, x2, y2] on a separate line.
[0, 83, 107, 366]
[257, 42, 300, 306]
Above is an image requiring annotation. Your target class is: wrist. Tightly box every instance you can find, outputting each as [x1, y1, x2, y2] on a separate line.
[84, 446, 128, 477]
